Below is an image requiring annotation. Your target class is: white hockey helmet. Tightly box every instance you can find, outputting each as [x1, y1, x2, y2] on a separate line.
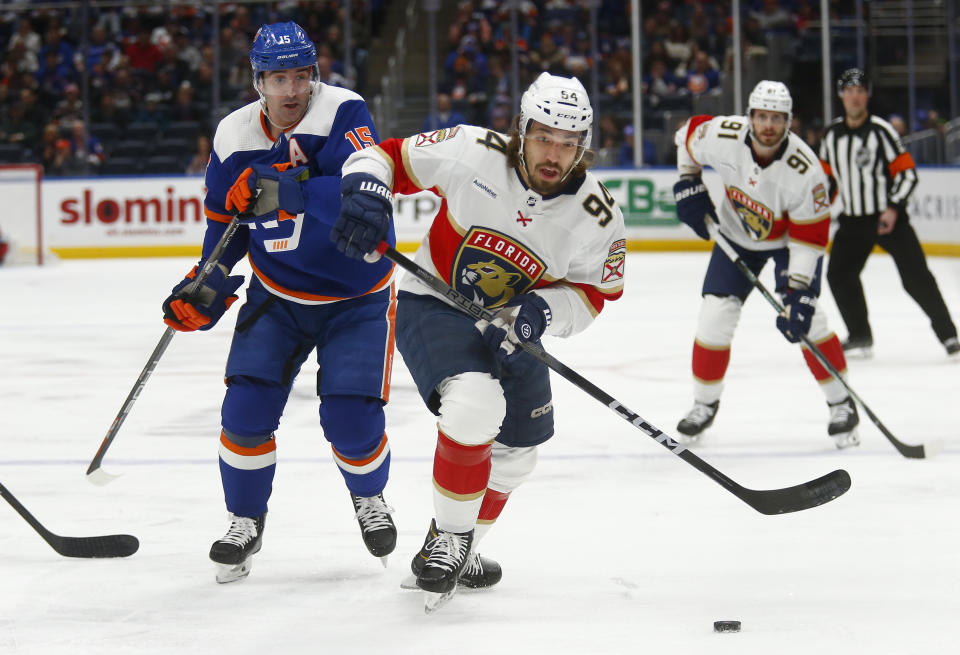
[747, 80, 792, 145]
[747, 80, 792, 123]
[519, 72, 593, 167]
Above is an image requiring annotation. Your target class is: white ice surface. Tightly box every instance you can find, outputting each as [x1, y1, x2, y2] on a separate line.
[1, 251, 958, 654]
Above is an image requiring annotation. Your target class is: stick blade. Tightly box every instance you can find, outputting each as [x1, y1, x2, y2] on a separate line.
[86, 466, 121, 486]
[919, 439, 944, 458]
[743, 468, 852, 515]
[890, 439, 931, 459]
[52, 534, 140, 558]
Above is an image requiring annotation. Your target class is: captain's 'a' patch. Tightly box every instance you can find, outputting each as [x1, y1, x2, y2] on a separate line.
[603, 239, 626, 283]
[415, 126, 461, 147]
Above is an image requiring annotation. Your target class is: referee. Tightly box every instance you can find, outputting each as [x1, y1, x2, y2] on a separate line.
[819, 68, 959, 358]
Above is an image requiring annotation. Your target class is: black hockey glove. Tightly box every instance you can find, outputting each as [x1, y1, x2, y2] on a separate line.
[475, 293, 552, 364]
[776, 285, 816, 343]
[673, 175, 717, 240]
[332, 173, 393, 261]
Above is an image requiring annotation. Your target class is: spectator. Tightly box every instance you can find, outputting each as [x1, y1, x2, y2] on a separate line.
[53, 81, 83, 122]
[643, 58, 677, 109]
[0, 102, 40, 146]
[888, 113, 908, 137]
[79, 25, 119, 74]
[48, 137, 79, 175]
[596, 114, 621, 150]
[563, 31, 592, 80]
[603, 57, 632, 110]
[664, 23, 694, 72]
[7, 41, 39, 77]
[39, 121, 61, 170]
[131, 92, 169, 130]
[684, 49, 720, 95]
[169, 82, 202, 123]
[527, 33, 567, 76]
[125, 29, 162, 73]
[35, 49, 74, 104]
[92, 89, 130, 126]
[185, 134, 211, 175]
[317, 52, 350, 89]
[110, 66, 142, 118]
[618, 124, 657, 167]
[751, 0, 795, 34]
[8, 18, 42, 57]
[489, 105, 510, 133]
[421, 92, 466, 131]
[803, 118, 824, 151]
[68, 119, 104, 171]
[38, 27, 75, 75]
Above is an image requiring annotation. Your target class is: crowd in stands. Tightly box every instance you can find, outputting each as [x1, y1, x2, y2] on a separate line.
[0, 1, 954, 174]
[0, 2, 381, 175]
[426, 0, 861, 166]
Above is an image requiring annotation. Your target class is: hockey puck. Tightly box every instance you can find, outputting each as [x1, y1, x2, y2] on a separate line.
[713, 620, 741, 633]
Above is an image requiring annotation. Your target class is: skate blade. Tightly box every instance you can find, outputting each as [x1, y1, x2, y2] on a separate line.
[400, 574, 418, 590]
[424, 587, 458, 613]
[832, 429, 861, 450]
[215, 560, 252, 584]
[844, 346, 873, 359]
[380, 555, 389, 568]
[676, 433, 703, 446]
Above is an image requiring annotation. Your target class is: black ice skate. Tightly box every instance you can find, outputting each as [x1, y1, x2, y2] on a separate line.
[209, 513, 265, 584]
[676, 400, 719, 439]
[403, 518, 502, 590]
[416, 525, 474, 613]
[350, 493, 396, 565]
[841, 335, 873, 359]
[828, 397, 860, 449]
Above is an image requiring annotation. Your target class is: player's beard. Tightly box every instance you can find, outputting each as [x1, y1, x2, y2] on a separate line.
[528, 161, 569, 195]
[755, 125, 785, 148]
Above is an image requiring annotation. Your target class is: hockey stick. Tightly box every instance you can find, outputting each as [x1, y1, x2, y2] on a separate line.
[86, 213, 249, 484]
[707, 223, 935, 459]
[373, 242, 851, 515]
[1, 480, 139, 557]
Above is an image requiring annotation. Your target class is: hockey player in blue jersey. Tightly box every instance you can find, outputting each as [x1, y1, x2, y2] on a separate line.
[160, 21, 398, 583]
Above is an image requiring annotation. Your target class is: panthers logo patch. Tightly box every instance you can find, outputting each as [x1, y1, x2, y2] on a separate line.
[727, 186, 774, 239]
[603, 239, 626, 283]
[453, 227, 545, 308]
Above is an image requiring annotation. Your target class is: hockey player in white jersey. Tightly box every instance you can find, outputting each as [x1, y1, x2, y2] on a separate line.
[672, 80, 859, 448]
[330, 72, 626, 610]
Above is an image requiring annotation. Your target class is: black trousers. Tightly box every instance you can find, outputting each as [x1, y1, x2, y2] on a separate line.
[826, 212, 957, 343]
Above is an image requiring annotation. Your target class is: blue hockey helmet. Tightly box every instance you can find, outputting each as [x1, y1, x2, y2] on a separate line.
[250, 22, 317, 75]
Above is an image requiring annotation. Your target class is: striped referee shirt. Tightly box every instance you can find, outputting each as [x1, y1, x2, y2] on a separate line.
[818, 114, 918, 217]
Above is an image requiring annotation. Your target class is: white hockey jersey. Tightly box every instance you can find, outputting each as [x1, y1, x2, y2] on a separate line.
[342, 124, 626, 337]
[676, 114, 831, 285]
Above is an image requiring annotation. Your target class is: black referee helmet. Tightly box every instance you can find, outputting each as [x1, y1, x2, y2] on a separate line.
[837, 68, 870, 96]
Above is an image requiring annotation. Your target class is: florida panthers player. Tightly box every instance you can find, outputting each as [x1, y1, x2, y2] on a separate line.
[326, 72, 625, 610]
[672, 80, 859, 448]
[160, 22, 398, 583]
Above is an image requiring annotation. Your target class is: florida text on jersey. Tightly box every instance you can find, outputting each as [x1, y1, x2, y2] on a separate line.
[343, 124, 626, 337]
[202, 83, 395, 304]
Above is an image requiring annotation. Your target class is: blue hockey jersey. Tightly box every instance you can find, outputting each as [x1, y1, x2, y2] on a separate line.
[202, 83, 395, 303]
